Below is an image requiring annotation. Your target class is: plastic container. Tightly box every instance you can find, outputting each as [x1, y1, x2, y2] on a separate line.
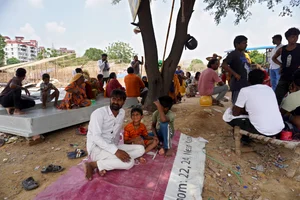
[280, 131, 292, 141]
[199, 96, 212, 107]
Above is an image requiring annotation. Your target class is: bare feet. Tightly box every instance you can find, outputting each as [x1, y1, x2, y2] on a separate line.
[13, 109, 25, 115]
[96, 169, 106, 177]
[5, 108, 14, 115]
[42, 105, 46, 109]
[54, 102, 58, 107]
[165, 149, 173, 157]
[83, 162, 94, 181]
[138, 157, 147, 164]
[159, 148, 165, 156]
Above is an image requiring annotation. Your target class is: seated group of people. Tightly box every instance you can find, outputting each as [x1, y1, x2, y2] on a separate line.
[0, 66, 148, 114]
[84, 90, 175, 180]
[105, 67, 148, 105]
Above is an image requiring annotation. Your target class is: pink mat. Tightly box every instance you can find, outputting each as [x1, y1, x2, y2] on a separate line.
[35, 131, 180, 200]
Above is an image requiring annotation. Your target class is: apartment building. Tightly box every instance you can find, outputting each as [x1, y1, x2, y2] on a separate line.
[4, 36, 38, 64]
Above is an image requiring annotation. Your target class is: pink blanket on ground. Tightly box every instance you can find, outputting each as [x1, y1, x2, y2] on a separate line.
[35, 131, 180, 200]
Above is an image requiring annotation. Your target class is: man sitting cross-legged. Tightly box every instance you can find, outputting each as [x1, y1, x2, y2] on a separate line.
[224, 69, 284, 138]
[84, 89, 145, 180]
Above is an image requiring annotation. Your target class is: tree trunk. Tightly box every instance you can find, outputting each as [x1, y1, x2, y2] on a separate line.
[138, 0, 196, 111]
[138, 0, 163, 111]
[162, 0, 196, 94]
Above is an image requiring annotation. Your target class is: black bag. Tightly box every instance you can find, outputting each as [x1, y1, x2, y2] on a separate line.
[170, 80, 175, 93]
[185, 35, 198, 50]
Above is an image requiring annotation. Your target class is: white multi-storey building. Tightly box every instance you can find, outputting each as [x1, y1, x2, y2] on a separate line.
[4, 36, 38, 64]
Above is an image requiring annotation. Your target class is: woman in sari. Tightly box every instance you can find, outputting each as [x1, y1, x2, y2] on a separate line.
[58, 73, 91, 109]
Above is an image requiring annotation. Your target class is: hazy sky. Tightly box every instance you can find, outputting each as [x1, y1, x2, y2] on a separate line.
[0, 0, 299, 62]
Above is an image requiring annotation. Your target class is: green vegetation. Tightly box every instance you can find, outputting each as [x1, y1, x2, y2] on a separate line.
[6, 57, 20, 65]
[84, 48, 104, 61]
[0, 35, 6, 67]
[187, 59, 206, 72]
[248, 50, 265, 64]
[105, 41, 135, 63]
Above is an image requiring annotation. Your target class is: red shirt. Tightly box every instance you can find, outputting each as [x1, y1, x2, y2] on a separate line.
[106, 79, 125, 97]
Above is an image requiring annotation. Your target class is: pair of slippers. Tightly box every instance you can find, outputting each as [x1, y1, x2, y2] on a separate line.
[22, 164, 64, 191]
[67, 149, 86, 159]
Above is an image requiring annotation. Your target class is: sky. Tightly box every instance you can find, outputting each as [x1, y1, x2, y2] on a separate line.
[0, 0, 299, 63]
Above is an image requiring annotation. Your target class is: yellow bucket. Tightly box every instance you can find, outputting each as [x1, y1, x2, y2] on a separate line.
[199, 96, 212, 107]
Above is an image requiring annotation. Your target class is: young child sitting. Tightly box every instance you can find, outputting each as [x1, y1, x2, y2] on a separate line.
[97, 74, 104, 93]
[124, 107, 159, 162]
[40, 73, 59, 109]
[152, 96, 175, 157]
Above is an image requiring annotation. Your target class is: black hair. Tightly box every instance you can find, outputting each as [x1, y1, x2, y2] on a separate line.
[248, 69, 265, 85]
[75, 68, 83, 73]
[158, 95, 173, 110]
[127, 67, 134, 74]
[186, 72, 191, 77]
[195, 72, 201, 78]
[285, 27, 300, 39]
[142, 76, 147, 79]
[110, 89, 127, 101]
[42, 73, 50, 80]
[131, 107, 143, 116]
[97, 74, 103, 79]
[272, 34, 282, 42]
[233, 35, 248, 48]
[102, 53, 107, 57]
[293, 69, 300, 87]
[16, 68, 26, 77]
[207, 58, 219, 68]
[109, 72, 116, 79]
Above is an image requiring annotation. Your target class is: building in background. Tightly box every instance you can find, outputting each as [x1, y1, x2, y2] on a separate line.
[37, 46, 75, 58]
[4, 36, 38, 64]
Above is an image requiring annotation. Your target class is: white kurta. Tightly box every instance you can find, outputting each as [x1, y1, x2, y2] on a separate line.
[87, 106, 144, 171]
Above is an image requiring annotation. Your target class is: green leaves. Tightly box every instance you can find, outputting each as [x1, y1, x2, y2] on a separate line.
[0, 35, 6, 67]
[6, 57, 20, 65]
[204, 0, 297, 24]
[105, 41, 135, 63]
[83, 48, 104, 61]
[248, 50, 265, 64]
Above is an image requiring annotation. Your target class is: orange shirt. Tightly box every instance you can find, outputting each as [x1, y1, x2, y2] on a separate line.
[124, 74, 145, 97]
[124, 122, 148, 142]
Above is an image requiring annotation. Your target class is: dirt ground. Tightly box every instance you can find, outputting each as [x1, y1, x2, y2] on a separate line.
[0, 97, 300, 200]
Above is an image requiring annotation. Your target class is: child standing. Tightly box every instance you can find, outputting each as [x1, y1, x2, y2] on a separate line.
[124, 107, 159, 162]
[152, 96, 175, 157]
[40, 73, 59, 109]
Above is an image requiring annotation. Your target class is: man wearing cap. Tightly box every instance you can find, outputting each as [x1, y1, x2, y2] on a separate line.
[98, 54, 110, 84]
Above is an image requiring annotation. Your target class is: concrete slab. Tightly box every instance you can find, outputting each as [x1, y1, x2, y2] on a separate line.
[0, 95, 139, 137]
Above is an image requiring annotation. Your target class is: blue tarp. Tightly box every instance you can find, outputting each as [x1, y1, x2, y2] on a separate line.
[225, 46, 275, 53]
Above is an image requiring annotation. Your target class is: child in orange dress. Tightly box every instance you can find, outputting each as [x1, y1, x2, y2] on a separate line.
[124, 107, 159, 162]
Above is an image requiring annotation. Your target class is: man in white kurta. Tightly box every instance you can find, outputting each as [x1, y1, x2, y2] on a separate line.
[84, 89, 145, 180]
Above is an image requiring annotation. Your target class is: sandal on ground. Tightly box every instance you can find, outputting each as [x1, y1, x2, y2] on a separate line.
[76, 127, 88, 135]
[67, 149, 86, 159]
[212, 101, 224, 107]
[22, 177, 39, 191]
[41, 164, 64, 173]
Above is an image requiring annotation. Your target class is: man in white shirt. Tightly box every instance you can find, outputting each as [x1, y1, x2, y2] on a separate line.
[84, 89, 145, 180]
[98, 54, 110, 84]
[269, 35, 283, 91]
[225, 69, 284, 136]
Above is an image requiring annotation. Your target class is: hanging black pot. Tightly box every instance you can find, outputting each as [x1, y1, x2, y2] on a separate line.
[185, 35, 198, 50]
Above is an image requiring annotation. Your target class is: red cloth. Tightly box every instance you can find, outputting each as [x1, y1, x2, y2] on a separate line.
[106, 79, 125, 97]
[198, 68, 222, 96]
[262, 70, 271, 87]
